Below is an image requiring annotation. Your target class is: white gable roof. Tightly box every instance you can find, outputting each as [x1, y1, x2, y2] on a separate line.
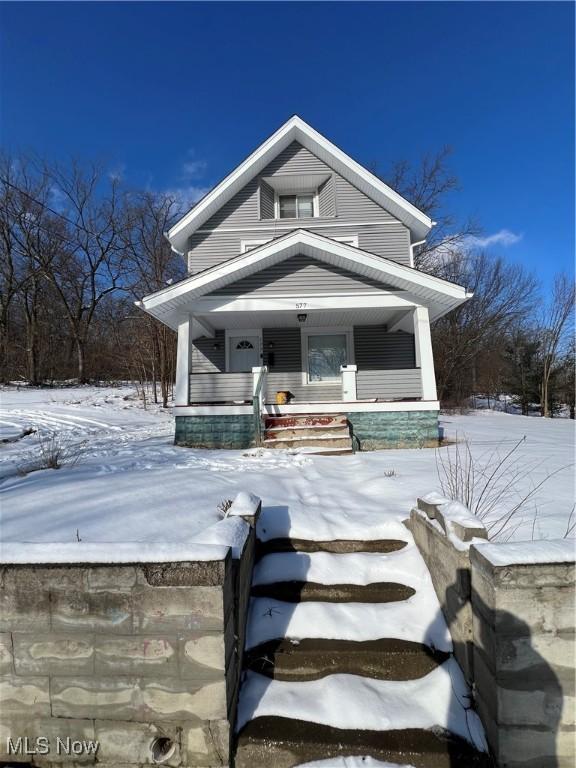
[139, 229, 470, 330]
[167, 116, 433, 254]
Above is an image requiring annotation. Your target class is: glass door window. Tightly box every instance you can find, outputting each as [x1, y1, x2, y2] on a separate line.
[307, 334, 347, 382]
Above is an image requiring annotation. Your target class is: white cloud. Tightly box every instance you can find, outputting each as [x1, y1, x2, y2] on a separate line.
[164, 184, 211, 209]
[181, 159, 207, 179]
[464, 229, 523, 249]
[163, 151, 210, 209]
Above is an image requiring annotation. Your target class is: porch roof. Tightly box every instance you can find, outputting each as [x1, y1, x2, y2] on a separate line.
[137, 229, 472, 330]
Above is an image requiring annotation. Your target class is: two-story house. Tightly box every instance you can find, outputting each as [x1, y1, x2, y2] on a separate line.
[138, 117, 471, 451]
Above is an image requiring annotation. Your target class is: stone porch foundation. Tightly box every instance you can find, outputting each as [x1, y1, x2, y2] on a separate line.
[174, 410, 440, 451]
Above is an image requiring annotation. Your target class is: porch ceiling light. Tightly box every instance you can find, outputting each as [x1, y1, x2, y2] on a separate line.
[297, 313, 308, 323]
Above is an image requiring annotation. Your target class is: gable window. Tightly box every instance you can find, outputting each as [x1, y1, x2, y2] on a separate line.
[278, 194, 315, 219]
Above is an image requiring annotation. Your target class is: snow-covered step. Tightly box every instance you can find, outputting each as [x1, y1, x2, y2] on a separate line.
[256, 512, 412, 549]
[244, 637, 449, 682]
[252, 547, 429, 590]
[251, 580, 415, 603]
[236, 661, 489, 768]
[245, 590, 452, 651]
[236, 715, 490, 768]
[256, 537, 408, 557]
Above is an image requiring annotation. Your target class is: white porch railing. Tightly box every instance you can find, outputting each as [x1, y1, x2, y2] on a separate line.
[252, 366, 267, 445]
[187, 367, 425, 404]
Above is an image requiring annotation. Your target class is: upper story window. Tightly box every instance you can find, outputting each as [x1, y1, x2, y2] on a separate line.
[278, 194, 315, 219]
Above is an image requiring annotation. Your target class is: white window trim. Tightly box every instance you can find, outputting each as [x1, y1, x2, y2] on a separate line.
[240, 238, 272, 254]
[225, 328, 263, 372]
[274, 190, 319, 220]
[333, 234, 359, 248]
[300, 326, 355, 386]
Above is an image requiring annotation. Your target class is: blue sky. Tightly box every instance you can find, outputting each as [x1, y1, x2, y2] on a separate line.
[1, 2, 573, 289]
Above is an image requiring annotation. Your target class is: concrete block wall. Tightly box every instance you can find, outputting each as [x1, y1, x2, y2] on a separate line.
[0, 501, 260, 768]
[409, 499, 487, 682]
[175, 415, 255, 449]
[471, 545, 575, 768]
[348, 409, 439, 450]
[410, 500, 575, 768]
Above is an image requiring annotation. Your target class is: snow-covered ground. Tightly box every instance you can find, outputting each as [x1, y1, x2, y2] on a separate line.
[0, 385, 574, 546]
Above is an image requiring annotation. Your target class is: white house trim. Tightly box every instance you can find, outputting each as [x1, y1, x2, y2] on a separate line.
[175, 315, 193, 406]
[173, 400, 441, 417]
[195, 220, 405, 234]
[193, 294, 419, 315]
[413, 306, 438, 400]
[139, 229, 472, 329]
[167, 116, 433, 253]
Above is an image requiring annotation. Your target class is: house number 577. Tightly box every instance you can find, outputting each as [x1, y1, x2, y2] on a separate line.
[296, 303, 307, 309]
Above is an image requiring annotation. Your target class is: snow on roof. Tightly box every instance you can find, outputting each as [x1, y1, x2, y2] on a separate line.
[474, 539, 575, 567]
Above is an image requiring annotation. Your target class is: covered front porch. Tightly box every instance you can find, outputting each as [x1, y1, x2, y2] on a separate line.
[175, 302, 438, 410]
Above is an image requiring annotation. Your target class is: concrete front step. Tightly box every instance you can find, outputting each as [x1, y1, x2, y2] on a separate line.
[256, 538, 408, 558]
[244, 638, 449, 681]
[264, 425, 350, 440]
[265, 414, 348, 430]
[250, 580, 415, 603]
[235, 717, 491, 768]
[263, 436, 352, 450]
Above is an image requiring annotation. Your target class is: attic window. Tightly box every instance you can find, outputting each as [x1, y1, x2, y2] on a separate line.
[278, 194, 315, 219]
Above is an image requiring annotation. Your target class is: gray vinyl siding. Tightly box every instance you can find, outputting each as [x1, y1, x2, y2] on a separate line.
[354, 327, 416, 369]
[191, 330, 225, 373]
[260, 180, 275, 219]
[188, 222, 411, 274]
[207, 255, 395, 296]
[318, 175, 336, 218]
[356, 369, 422, 400]
[189, 372, 252, 402]
[263, 328, 301, 372]
[187, 141, 412, 273]
[266, 372, 340, 403]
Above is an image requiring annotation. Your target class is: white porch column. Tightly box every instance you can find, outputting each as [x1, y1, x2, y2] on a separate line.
[252, 366, 268, 411]
[175, 315, 193, 406]
[340, 364, 357, 401]
[413, 306, 437, 401]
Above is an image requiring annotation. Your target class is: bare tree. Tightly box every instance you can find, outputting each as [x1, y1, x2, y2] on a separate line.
[124, 191, 184, 406]
[0, 156, 64, 382]
[37, 161, 128, 382]
[373, 147, 480, 273]
[537, 273, 575, 417]
[432, 251, 539, 404]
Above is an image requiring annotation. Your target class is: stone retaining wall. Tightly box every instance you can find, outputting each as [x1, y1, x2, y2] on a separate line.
[175, 415, 255, 449]
[409, 499, 575, 768]
[347, 409, 439, 450]
[0, 496, 261, 768]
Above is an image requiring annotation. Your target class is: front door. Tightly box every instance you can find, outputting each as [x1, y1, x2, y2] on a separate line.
[229, 334, 261, 372]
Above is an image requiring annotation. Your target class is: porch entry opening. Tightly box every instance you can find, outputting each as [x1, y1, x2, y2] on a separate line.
[229, 335, 260, 372]
[307, 333, 347, 382]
